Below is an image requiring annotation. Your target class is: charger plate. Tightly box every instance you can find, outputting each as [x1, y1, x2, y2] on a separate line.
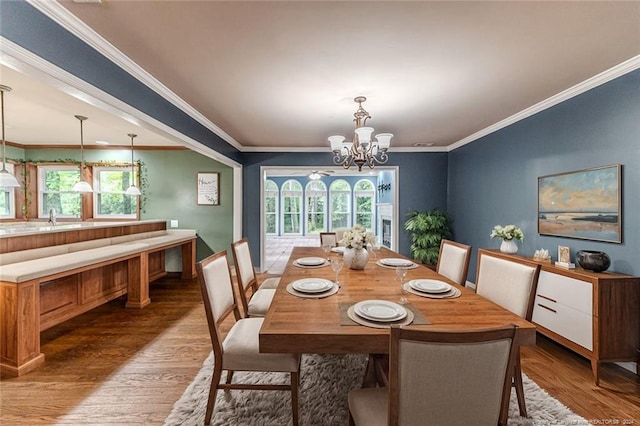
[293, 259, 330, 268]
[403, 282, 461, 299]
[286, 282, 339, 299]
[375, 260, 419, 270]
[346, 305, 414, 329]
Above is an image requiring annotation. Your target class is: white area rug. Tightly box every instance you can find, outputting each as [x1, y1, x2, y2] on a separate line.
[164, 353, 588, 426]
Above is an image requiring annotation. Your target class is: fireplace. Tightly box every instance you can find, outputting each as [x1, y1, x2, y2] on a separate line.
[377, 203, 393, 250]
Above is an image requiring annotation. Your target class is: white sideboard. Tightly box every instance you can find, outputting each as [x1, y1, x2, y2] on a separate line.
[488, 251, 639, 385]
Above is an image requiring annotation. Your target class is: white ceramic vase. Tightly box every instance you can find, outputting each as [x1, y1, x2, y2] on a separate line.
[344, 247, 369, 270]
[500, 239, 518, 254]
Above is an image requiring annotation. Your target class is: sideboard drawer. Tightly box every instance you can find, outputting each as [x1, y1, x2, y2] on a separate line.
[532, 295, 593, 351]
[536, 270, 592, 315]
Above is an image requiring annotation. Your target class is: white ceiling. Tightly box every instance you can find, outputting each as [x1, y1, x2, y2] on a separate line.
[2, 1, 640, 152]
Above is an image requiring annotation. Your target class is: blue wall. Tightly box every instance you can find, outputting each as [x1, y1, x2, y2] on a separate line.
[448, 69, 640, 280]
[243, 152, 449, 266]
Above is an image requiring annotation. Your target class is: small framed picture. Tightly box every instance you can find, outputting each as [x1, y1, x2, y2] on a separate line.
[197, 172, 220, 205]
[558, 245, 570, 264]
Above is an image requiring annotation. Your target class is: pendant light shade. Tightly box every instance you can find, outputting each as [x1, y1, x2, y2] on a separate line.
[72, 115, 93, 193]
[125, 133, 141, 196]
[0, 85, 20, 188]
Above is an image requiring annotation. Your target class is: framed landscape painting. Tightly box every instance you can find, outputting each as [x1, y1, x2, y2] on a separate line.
[538, 164, 621, 243]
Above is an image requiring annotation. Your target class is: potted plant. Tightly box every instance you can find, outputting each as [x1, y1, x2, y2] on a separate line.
[404, 209, 452, 267]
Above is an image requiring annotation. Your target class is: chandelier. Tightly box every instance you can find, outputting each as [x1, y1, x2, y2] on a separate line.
[329, 96, 392, 171]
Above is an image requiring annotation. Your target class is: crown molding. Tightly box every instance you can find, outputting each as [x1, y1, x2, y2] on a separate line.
[16, 2, 640, 157]
[241, 145, 449, 153]
[0, 36, 241, 168]
[27, 0, 243, 152]
[17, 144, 189, 151]
[448, 54, 640, 152]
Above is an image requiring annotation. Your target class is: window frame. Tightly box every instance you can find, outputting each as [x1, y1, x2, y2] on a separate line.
[264, 179, 279, 235]
[305, 180, 327, 234]
[353, 179, 376, 231]
[329, 179, 352, 230]
[37, 164, 82, 219]
[281, 179, 303, 235]
[92, 165, 140, 220]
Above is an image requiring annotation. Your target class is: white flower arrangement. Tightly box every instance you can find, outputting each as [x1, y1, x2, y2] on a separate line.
[490, 224, 524, 242]
[341, 224, 376, 250]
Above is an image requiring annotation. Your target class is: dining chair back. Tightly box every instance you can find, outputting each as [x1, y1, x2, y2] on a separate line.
[231, 238, 278, 317]
[436, 239, 472, 285]
[475, 251, 539, 319]
[475, 250, 541, 420]
[320, 232, 338, 247]
[197, 250, 300, 425]
[348, 325, 519, 426]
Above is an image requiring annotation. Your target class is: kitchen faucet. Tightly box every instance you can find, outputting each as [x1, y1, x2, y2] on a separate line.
[49, 208, 57, 226]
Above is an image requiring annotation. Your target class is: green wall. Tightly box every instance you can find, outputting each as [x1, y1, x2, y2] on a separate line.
[22, 147, 234, 263]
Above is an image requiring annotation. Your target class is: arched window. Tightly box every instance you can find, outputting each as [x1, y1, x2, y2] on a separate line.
[305, 180, 327, 234]
[329, 179, 351, 230]
[264, 179, 279, 235]
[281, 179, 303, 235]
[354, 179, 376, 230]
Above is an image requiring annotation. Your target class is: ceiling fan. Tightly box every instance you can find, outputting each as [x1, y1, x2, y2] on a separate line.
[300, 170, 335, 180]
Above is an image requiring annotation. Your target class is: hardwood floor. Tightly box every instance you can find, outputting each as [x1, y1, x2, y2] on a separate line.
[1, 275, 638, 425]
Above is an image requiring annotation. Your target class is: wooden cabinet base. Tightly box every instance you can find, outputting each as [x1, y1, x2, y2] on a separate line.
[1, 353, 45, 378]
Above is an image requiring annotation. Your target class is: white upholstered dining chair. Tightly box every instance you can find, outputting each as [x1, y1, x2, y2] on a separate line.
[436, 239, 472, 286]
[197, 250, 301, 425]
[348, 325, 519, 426]
[475, 250, 541, 419]
[319, 232, 338, 247]
[231, 238, 279, 317]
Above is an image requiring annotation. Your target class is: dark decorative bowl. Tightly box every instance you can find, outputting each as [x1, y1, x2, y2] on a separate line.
[576, 250, 611, 272]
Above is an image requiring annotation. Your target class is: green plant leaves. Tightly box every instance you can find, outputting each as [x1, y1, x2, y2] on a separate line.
[404, 208, 452, 266]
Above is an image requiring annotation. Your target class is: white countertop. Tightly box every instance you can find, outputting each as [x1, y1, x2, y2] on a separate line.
[0, 220, 166, 237]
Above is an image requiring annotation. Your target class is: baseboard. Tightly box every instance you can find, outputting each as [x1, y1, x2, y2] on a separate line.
[465, 280, 475, 289]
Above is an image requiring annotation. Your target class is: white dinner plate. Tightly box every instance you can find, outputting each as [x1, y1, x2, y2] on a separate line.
[408, 279, 452, 294]
[353, 300, 407, 322]
[296, 257, 327, 266]
[380, 258, 414, 267]
[291, 278, 334, 294]
[331, 247, 346, 254]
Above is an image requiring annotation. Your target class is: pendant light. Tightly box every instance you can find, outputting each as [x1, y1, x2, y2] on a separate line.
[125, 133, 141, 196]
[72, 115, 93, 192]
[0, 85, 21, 188]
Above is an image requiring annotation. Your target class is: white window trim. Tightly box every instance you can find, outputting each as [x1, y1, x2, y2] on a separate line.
[281, 179, 303, 235]
[305, 180, 327, 234]
[264, 179, 279, 236]
[93, 165, 138, 219]
[37, 164, 81, 219]
[329, 179, 352, 230]
[354, 179, 376, 231]
[0, 163, 17, 219]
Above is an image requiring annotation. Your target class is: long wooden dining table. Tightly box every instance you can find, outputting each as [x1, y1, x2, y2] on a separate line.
[259, 246, 536, 354]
